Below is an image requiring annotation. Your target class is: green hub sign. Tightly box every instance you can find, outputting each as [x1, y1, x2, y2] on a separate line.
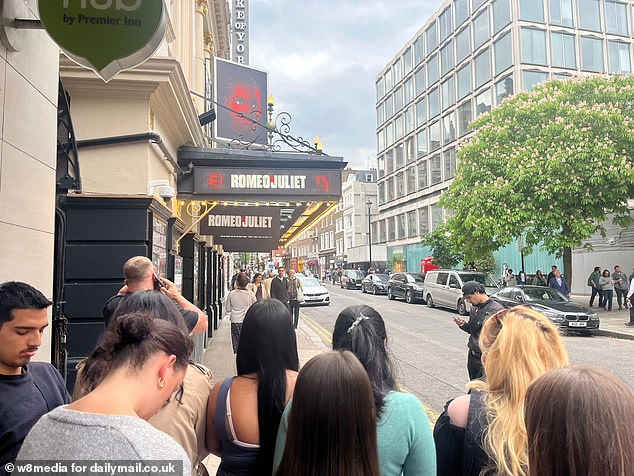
[39, 0, 166, 82]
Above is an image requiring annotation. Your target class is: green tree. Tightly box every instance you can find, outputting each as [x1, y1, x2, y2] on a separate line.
[440, 76, 634, 283]
[420, 226, 463, 269]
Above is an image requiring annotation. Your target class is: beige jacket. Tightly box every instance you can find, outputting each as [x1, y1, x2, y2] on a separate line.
[247, 282, 269, 300]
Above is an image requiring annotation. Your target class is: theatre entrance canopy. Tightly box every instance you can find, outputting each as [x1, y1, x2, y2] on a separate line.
[177, 147, 347, 252]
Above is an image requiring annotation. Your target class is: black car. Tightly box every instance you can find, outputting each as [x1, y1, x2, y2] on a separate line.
[340, 269, 365, 289]
[361, 273, 389, 294]
[387, 272, 426, 304]
[492, 286, 600, 332]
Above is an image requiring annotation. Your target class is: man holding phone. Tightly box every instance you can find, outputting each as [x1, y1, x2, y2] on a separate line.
[453, 281, 503, 381]
[102, 256, 207, 334]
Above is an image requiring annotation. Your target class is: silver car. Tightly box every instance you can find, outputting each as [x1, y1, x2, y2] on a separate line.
[297, 276, 330, 306]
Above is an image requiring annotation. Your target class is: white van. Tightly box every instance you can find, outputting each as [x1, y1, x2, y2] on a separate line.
[423, 270, 499, 315]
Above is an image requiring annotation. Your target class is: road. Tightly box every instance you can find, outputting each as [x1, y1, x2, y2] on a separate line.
[300, 282, 634, 421]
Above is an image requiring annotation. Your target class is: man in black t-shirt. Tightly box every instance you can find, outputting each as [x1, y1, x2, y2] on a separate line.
[0, 282, 70, 475]
[103, 256, 207, 334]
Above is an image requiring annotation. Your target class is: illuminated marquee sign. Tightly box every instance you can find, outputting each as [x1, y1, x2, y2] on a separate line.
[193, 167, 342, 199]
[199, 206, 280, 252]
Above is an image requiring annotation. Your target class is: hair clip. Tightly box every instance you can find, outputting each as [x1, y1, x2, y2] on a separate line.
[347, 313, 370, 334]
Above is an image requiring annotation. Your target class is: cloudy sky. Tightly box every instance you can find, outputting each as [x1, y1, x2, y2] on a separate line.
[248, 0, 445, 169]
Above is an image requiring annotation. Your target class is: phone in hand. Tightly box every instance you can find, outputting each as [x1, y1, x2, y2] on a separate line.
[153, 272, 167, 290]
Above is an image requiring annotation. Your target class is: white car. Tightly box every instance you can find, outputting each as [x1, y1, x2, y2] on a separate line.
[297, 276, 330, 306]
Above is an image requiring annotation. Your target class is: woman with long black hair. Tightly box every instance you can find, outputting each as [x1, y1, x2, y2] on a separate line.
[206, 299, 299, 475]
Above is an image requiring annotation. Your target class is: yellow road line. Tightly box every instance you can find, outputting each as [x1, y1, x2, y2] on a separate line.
[302, 314, 439, 423]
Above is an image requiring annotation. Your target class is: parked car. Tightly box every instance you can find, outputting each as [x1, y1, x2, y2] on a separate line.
[492, 286, 599, 332]
[423, 270, 499, 315]
[361, 273, 389, 294]
[387, 272, 426, 304]
[340, 269, 365, 289]
[297, 276, 330, 306]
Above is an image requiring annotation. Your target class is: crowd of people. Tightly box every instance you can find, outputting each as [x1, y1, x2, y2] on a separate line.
[2, 255, 634, 476]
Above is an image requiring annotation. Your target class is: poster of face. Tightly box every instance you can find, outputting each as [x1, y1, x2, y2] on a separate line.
[214, 58, 268, 145]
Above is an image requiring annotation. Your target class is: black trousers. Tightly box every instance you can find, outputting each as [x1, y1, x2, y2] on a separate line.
[589, 287, 601, 306]
[289, 300, 300, 328]
[615, 288, 627, 308]
[467, 350, 484, 381]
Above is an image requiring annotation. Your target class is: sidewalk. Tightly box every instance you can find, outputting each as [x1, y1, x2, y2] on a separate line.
[200, 314, 328, 473]
[569, 294, 634, 340]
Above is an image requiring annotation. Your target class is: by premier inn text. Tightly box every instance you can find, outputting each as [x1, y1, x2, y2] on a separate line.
[207, 214, 273, 228]
[230, 174, 307, 189]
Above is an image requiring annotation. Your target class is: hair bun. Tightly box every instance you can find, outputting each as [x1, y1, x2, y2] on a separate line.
[116, 312, 153, 344]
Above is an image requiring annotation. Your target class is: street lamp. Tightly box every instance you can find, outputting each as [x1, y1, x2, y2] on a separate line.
[366, 199, 372, 269]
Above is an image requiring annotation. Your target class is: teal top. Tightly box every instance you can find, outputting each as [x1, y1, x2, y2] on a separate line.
[273, 391, 436, 476]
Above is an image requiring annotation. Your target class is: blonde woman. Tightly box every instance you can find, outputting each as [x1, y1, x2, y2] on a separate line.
[433, 306, 569, 476]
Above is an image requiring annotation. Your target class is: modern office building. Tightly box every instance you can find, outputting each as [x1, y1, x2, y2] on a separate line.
[375, 0, 634, 278]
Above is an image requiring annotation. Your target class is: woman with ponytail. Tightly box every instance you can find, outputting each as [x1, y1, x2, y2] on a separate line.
[273, 305, 436, 476]
[16, 312, 193, 474]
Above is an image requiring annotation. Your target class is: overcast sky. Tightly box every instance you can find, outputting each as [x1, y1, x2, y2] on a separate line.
[248, 0, 445, 169]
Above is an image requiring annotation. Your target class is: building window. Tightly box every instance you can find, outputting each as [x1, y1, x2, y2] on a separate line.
[428, 53, 439, 86]
[385, 67, 393, 91]
[396, 172, 405, 198]
[440, 40, 455, 75]
[419, 207, 430, 235]
[394, 85, 403, 111]
[403, 46, 413, 75]
[429, 87, 440, 119]
[398, 214, 406, 239]
[493, 0, 511, 33]
[578, 0, 601, 32]
[393, 58, 403, 84]
[416, 97, 427, 127]
[376, 77, 385, 99]
[474, 47, 491, 88]
[426, 21, 438, 52]
[457, 99, 472, 136]
[473, 9, 490, 51]
[521, 28, 547, 65]
[456, 26, 471, 64]
[581, 36, 604, 72]
[378, 182, 385, 205]
[406, 137, 415, 163]
[417, 129, 427, 157]
[550, 0, 574, 27]
[366, 173, 374, 182]
[494, 31, 513, 74]
[388, 217, 395, 241]
[376, 102, 385, 126]
[430, 121, 441, 152]
[431, 204, 444, 230]
[407, 211, 418, 238]
[443, 148, 456, 180]
[519, 0, 545, 23]
[522, 70, 549, 90]
[605, 1, 629, 36]
[415, 34, 425, 65]
[385, 94, 393, 120]
[551, 32, 577, 69]
[457, 62, 472, 100]
[395, 144, 405, 170]
[413, 73, 426, 107]
[418, 161, 428, 190]
[455, 0, 469, 26]
[475, 88, 492, 116]
[378, 155, 385, 178]
[386, 149, 394, 174]
[405, 107, 415, 135]
[441, 76, 455, 110]
[439, 7, 453, 42]
[378, 128, 385, 152]
[609, 40, 632, 74]
[430, 154, 442, 184]
[495, 75, 514, 104]
[473, 0, 487, 12]
[406, 166, 416, 195]
[443, 112, 456, 145]
[395, 115, 404, 141]
[386, 177, 394, 201]
[404, 76, 415, 104]
[386, 120, 394, 145]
